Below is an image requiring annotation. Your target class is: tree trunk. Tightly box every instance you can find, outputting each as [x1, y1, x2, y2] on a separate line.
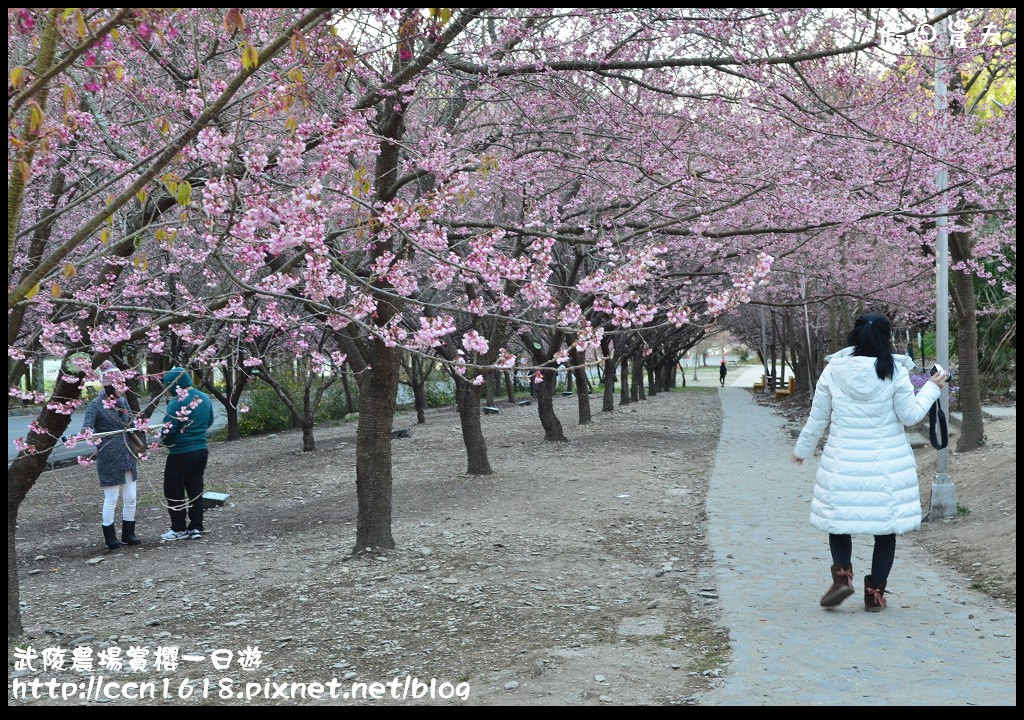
[646, 366, 657, 396]
[951, 257, 984, 451]
[536, 368, 567, 441]
[302, 423, 316, 452]
[570, 349, 592, 425]
[146, 351, 166, 402]
[354, 343, 399, 551]
[9, 502, 24, 637]
[458, 378, 493, 474]
[31, 354, 44, 394]
[780, 312, 788, 384]
[485, 369, 496, 407]
[504, 371, 515, 403]
[413, 383, 426, 424]
[602, 355, 616, 412]
[341, 365, 355, 414]
[9, 370, 84, 636]
[620, 356, 631, 405]
[633, 353, 645, 401]
[226, 407, 241, 441]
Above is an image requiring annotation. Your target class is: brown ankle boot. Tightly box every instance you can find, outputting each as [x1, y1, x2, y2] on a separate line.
[820, 564, 855, 607]
[864, 575, 888, 612]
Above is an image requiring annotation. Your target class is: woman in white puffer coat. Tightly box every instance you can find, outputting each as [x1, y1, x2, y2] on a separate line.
[792, 312, 947, 611]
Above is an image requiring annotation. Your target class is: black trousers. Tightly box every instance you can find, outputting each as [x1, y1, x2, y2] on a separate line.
[164, 449, 208, 532]
[829, 533, 896, 584]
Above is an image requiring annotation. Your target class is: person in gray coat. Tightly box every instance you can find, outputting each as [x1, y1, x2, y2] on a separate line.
[81, 370, 143, 550]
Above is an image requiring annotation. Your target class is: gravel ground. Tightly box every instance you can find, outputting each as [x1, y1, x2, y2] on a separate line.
[10, 388, 726, 706]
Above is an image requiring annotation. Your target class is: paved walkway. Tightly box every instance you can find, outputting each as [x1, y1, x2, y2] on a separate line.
[700, 387, 1016, 706]
[683, 363, 793, 389]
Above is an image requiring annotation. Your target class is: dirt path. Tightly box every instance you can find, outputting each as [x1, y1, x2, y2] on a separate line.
[702, 388, 1015, 705]
[10, 389, 726, 705]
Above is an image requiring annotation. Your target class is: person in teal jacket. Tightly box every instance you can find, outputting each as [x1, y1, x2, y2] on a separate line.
[159, 367, 214, 541]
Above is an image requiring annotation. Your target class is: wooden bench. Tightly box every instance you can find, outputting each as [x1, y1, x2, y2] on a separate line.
[753, 374, 771, 392]
[775, 377, 796, 399]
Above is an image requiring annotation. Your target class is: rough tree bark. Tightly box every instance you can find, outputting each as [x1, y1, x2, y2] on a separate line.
[8, 370, 84, 636]
[569, 348, 592, 425]
[354, 342, 399, 551]
[620, 355, 631, 405]
[950, 229, 985, 451]
[602, 343, 616, 412]
[536, 368, 568, 441]
[632, 352, 645, 401]
[457, 378, 493, 474]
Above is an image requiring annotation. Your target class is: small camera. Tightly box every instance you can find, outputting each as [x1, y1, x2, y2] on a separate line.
[928, 364, 953, 385]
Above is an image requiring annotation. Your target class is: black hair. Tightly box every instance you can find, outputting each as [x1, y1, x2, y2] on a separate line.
[847, 312, 896, 380]
[102, 385, 117, 397]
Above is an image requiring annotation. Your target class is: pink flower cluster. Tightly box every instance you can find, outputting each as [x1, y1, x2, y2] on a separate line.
[462, 330, 489, 355]
[196, 127, 233, 166]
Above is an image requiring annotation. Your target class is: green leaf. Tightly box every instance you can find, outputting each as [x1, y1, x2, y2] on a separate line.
[176, 181, 192, 206]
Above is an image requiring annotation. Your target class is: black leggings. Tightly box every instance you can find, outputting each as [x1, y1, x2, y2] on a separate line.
[829, 533, 896, 584]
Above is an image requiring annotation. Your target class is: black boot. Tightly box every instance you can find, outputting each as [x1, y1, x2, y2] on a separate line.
[102, 523, 123, 550]
[121, 520, 141, 545]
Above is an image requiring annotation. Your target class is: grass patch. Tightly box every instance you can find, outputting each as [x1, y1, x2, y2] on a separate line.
[682, 623, 732, 674]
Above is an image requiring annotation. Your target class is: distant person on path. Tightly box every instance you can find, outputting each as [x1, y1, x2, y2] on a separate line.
[159, 368, 214, 541]
[791, 312, 947, 611]
[719, 360, 728, 387]
[81, 368, 142, 550]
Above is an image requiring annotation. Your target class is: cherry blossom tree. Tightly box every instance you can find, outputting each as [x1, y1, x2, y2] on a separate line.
[8, 8, 1015, 638]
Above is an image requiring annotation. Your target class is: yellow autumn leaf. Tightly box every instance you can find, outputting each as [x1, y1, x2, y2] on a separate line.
[242, 44, 259, 71]
[51, 282, 61, 299]
[28, 104, 44, 133]
[26, 283, 40, 300]
[64, 262, 77, 278]
[137, 188, 148, 204]
[11, 66, 24, 87]
[100, 228, 110, 244]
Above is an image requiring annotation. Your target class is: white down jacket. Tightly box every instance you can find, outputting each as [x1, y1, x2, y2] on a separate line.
[794, 347, 942, 535]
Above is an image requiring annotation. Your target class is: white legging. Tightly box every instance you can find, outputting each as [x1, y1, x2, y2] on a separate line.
[102, 472, 137, 525]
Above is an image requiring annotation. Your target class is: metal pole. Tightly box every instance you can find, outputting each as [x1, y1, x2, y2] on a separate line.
[929, 7, 957, 519]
